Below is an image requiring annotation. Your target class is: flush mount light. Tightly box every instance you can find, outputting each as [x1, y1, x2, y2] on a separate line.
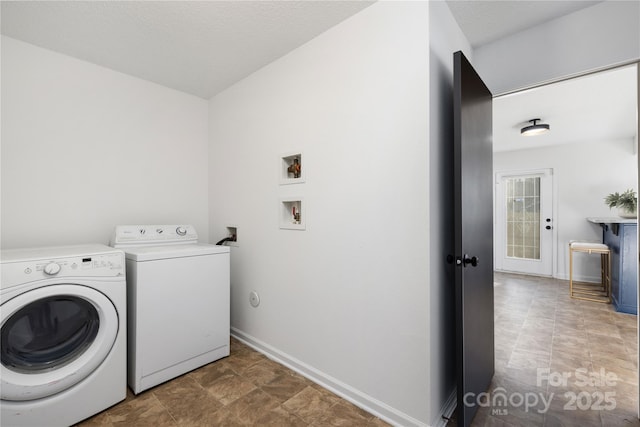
[521, 118, 550, 136]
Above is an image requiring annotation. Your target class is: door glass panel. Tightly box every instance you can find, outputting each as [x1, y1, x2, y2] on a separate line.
[1, 295, 99, 372]
[506, 176, 541, 260]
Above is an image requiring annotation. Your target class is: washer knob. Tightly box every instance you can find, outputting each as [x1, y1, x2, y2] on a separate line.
[176, 227, 187, 236]
[43, 262, 61, 275]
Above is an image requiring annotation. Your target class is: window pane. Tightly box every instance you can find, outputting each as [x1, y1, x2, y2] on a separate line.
[505, 176, 541, 260]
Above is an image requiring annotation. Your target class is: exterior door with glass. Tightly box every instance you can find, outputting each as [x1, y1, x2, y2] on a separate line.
[495, 169, 553, 276]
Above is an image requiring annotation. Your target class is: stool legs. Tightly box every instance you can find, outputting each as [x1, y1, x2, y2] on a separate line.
[569, 244, 574, 296]
[569, 244, 611, 304]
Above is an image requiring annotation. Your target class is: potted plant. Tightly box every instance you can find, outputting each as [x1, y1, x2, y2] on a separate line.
[605, 189, 638, 218]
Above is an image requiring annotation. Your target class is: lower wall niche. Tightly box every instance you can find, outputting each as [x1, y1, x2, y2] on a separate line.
[280, 198, 305, 230]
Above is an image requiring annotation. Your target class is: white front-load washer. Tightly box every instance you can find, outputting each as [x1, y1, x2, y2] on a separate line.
[110, 225, 230, 394]
[0, 244, 126, 427]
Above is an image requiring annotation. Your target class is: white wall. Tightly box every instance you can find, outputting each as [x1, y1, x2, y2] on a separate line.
[494, 138, 638, 281]
[1, 37, 210, 248]
[209, 3, 434, 425]
[474, 1, 640, 95]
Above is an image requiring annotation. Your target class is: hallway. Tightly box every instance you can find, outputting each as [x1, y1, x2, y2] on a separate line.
[471, 272, 639, 426]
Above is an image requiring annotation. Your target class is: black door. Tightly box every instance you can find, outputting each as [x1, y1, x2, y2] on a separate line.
[453, 50, 494, 427]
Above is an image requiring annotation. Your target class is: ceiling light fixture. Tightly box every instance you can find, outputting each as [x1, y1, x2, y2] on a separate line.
[521, 118, 550, 136]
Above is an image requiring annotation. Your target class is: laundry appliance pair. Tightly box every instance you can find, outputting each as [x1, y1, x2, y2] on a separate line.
[0, 225, 230, 426]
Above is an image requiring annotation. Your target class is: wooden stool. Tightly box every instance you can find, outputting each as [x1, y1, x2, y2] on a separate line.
[569, 241, 611, 303]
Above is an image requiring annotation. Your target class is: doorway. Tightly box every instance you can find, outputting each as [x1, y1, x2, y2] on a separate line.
[492, 64, 637, 283]
[489, 63, 639, 424]
[495, 169, 553, 277]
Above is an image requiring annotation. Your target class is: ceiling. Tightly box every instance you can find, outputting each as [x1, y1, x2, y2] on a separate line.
[1, 0, 606, 100]
[494, 65, 637, 152]
[1, 1, 635, 151]
[445, 0, 603, 47]
[0, 1, 374, 99]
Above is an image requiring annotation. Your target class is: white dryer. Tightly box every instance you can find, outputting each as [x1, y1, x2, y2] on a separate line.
[0, 244, 126, 427]
[111, 225, 230, 394]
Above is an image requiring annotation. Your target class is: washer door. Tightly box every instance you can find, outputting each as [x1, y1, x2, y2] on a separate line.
[1, 284, 118, 401]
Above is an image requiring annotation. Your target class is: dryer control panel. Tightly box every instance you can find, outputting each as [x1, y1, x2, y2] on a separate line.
[110, 224, 198, 247]
[1, 251, 125, 290]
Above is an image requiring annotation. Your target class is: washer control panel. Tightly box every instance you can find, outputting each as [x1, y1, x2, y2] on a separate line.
[110, 225, 198, 247]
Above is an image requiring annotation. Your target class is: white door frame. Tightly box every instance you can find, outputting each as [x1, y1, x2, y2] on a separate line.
[494, 168, 556, 277]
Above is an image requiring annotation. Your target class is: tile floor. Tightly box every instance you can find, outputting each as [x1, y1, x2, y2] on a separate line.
[78, 337, 389, 426]
[80, 272, 638, 427]
[454, 272, 639, 427]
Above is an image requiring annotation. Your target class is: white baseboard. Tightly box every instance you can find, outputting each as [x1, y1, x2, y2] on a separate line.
[496, 269, 600, 284]
[231, 327, 430, 427]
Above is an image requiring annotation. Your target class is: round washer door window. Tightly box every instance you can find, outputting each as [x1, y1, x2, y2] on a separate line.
[1, 284, 118, 401]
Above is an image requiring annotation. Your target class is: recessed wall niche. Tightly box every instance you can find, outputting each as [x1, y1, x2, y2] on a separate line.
[226, 225, 239, 247]
[280, 152, 304, 185]
[279, 198, 305, 230]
